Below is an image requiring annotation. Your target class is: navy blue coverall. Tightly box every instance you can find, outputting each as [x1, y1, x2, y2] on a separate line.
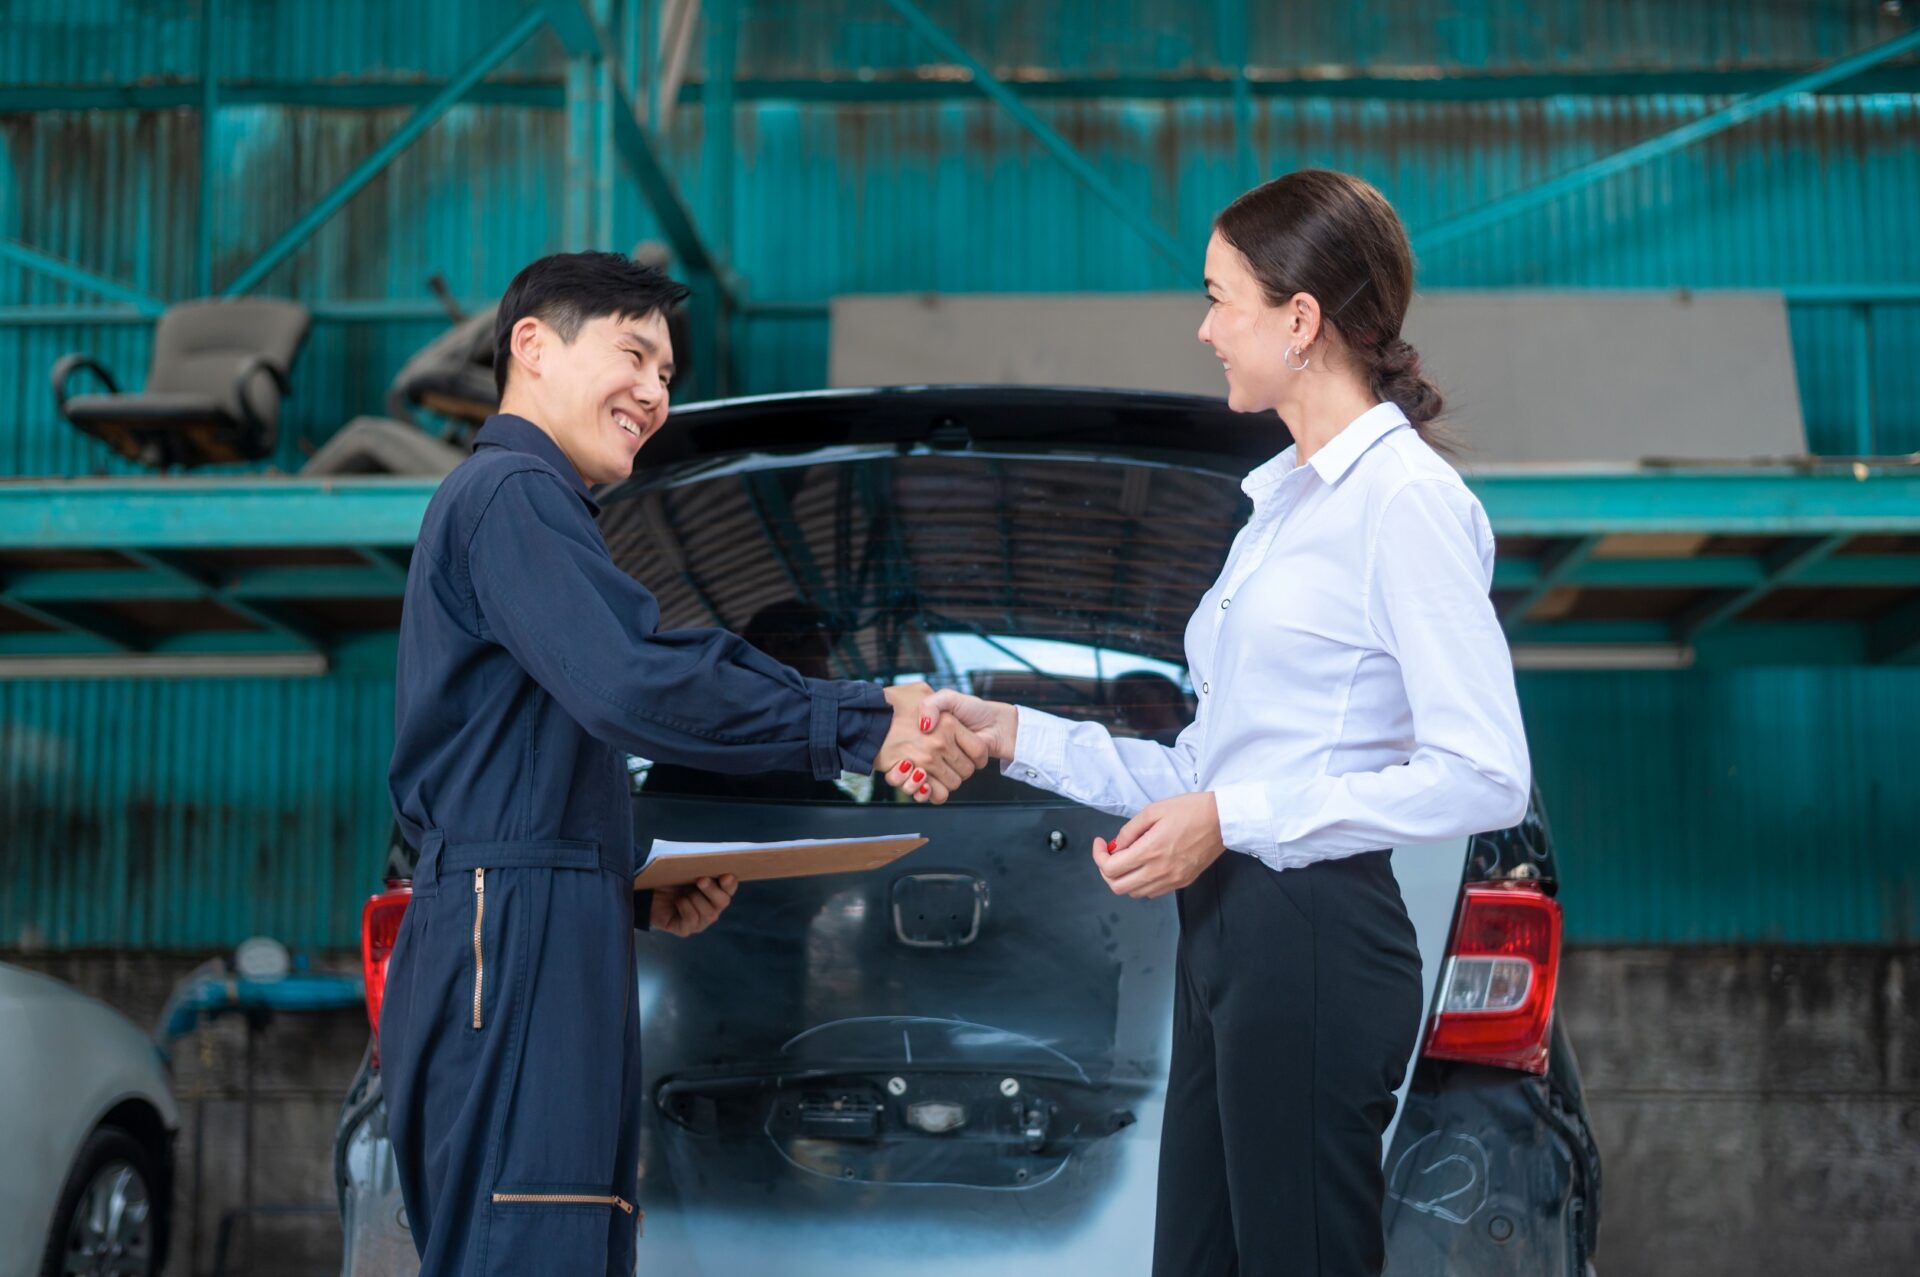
[383, 414, 892, 1275]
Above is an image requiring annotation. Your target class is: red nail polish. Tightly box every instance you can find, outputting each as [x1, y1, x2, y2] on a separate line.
[920, 717, 932, 733]
[919, 784, 930, 795]
[1107, 840, 1118, 853]
[898, 760, 912, 774]
[912, 770, 925, 783]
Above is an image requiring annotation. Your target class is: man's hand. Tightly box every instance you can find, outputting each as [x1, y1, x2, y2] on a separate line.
[1092, 792, 1226, 899]
[877, 683, 991, 803]
[649, 874, 738, 936]
[917, 690, 1018, 762]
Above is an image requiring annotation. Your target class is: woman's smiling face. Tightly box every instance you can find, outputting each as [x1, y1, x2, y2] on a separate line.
[1197, 230, 1298, 415]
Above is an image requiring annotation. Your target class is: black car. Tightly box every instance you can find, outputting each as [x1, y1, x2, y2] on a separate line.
[338, 386, 1601, 1275]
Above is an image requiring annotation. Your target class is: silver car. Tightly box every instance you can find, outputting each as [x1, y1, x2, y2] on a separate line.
[0, 962, 180, 1277]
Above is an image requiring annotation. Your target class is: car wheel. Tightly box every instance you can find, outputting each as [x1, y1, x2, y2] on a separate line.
[39, 1124, 163, 1277]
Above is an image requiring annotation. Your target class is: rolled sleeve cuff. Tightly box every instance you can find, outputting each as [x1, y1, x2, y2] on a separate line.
[1213, 782, 1274, 855]
[815, 680, 891, 779]
[1002, 705, 1071, 789]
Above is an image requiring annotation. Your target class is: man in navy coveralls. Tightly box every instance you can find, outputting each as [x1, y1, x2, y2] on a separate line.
[382, 252, 985, 1275]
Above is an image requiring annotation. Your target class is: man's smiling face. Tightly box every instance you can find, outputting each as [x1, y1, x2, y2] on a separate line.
[525, 309, 676, 485]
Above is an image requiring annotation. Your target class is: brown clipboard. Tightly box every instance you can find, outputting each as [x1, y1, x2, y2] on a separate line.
[632, 835, 928, 891]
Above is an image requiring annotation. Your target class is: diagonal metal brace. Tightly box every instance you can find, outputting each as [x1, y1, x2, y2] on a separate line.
[880, 0, 1189, 274]
[1416, 26, 1920, 253]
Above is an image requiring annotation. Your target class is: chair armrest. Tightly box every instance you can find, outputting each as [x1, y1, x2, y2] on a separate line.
[233, 354, 293, 434]
[51, 353, 121, 414]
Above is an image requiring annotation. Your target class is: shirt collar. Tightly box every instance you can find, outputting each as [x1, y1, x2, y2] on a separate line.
[472, 413, 601, 515]
[1242, 401, 1410, 498]
[1306, 402, 1411, 484]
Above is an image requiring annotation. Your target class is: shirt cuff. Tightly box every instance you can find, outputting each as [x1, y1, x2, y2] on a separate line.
[1002, 705, 1071, 789]
[814, 680, 891, 780]
[1212, 782, 1274, 855]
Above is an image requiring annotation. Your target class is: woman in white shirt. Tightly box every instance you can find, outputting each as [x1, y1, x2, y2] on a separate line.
[921, 170, 1531, 1276]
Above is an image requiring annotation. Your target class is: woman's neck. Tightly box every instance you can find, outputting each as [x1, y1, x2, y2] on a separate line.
[1279, 375, 1382, 467]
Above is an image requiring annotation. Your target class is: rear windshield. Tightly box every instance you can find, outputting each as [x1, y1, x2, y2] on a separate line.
[598, 453, 1249, 801]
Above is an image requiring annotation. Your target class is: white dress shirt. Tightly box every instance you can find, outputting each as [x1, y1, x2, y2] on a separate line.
[1007, 402, 1531, 872]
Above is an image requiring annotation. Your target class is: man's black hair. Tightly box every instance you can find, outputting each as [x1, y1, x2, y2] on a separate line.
[493, 251, 692, 398]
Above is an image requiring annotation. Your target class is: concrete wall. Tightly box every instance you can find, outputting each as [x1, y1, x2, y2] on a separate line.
[1557, 948, 1920, 1277]
[6, 946, 1917, 1276]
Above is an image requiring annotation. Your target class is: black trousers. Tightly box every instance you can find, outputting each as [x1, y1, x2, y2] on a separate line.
[1152, 849, 1424, 1277]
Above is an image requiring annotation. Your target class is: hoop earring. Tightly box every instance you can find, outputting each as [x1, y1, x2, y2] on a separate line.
[1284, 344, 1311, 372]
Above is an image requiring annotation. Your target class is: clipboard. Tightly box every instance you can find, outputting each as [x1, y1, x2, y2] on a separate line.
[632, 834, 927, 890]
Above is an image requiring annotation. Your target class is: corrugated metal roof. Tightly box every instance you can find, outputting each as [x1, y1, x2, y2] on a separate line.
[0, 673, 394, 949]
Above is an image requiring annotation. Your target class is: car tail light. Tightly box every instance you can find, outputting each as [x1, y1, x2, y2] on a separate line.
[361, 883, 412, 1060]
[1423, 882, 1562, 1075]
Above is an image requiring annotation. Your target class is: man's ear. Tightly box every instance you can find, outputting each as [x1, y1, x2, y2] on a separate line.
[508, 316, 546, 383]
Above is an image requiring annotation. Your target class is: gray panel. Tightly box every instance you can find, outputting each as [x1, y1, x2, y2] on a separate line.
[830, 291, 1805, 463]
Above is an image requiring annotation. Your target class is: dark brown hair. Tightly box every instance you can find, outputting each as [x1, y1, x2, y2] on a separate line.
[1213, 169, 1446, 441]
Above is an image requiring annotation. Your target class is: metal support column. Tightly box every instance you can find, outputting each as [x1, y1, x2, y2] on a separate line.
[704, 0, 736, 395]
[197, 0, 220, 295]
[1218, 0, 1256, 189]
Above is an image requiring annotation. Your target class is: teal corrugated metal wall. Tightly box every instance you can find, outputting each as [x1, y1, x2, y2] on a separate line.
[1520, 669, 1920, 945]
[0, 676, 394, 949]
[6, 95, 1917, 467]
[1, 667, 1914, 951]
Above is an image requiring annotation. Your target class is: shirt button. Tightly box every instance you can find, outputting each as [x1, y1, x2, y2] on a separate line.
[1221, 598, 1231, 609]
[1024, 768, 1037, 779]
[1201, 682, 1210, 695]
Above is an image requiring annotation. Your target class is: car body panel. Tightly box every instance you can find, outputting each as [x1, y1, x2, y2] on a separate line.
[0, 962, 180, 1277]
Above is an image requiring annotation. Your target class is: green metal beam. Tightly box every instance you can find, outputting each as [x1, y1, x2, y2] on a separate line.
[121, 549, 327, 651]
[0, 239, 167, 315]
[1472, 468, 1920, 536]
[13, 64, 1920, 113]
[2, 565, 403, 602]
[879, 0, 1188, 274]
[0, 596, 142, 652]
[1414, 26, 1920, 253]
[1676, 534, 1849, 642]
[220, 8, 550, 297]
[1500, 535, 1600, 625]
[1493, 554, 1920, 591]
[2, 469, 1916, 554]
[0, 480, 438, 550]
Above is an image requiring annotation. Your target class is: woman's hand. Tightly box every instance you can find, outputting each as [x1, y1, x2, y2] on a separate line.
[917, 689, 1019, 762]
[1092, 793, 1226, 899]
[879, 682, 990, 803]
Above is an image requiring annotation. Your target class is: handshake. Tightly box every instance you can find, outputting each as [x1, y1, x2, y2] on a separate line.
[658, 683, 1227, 937]
[875, 684, 1015, 803]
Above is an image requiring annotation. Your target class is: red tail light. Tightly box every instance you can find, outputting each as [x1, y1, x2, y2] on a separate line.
[1423, 882, 1562, 1075]
[361, 884, 412, 1060]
